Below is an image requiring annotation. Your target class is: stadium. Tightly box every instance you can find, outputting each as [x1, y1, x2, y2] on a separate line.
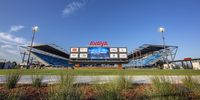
[17, 40, 200, 69]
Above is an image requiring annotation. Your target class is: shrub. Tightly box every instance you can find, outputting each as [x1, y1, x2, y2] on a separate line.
[145, 77, 185, 100]
[182, 76, 200, 96]
[0, 91, 7, 100]
[31, 75, 43, 88]
[48, 74, 83, 100]
[93, 76, 132, 100]
[4, 71, 21, 89]
[116, 76, 132, 90]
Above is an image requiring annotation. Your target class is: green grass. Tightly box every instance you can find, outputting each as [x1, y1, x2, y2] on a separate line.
[0, 69, 200, 75]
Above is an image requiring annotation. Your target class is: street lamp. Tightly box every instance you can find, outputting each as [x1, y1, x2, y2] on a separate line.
[158, 27, 169, 69]
[159, 27, 165, 48]
[26, 26, 39, 69]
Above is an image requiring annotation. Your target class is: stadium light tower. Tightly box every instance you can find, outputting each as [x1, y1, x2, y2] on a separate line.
[26, 26, 39, 69]
[159, 27, 169, 69]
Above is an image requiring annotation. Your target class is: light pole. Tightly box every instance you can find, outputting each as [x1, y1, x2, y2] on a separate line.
[159, 27, 169, 69]
[26, 26, 39, 69]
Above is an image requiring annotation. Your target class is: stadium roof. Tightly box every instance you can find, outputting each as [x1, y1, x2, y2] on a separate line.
[31, 44, 69, 58]
[129, 44, 178, 58]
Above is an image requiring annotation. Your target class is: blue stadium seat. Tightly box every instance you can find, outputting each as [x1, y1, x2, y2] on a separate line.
[124, 51, 164, 67]
[32, 52, 73, 67]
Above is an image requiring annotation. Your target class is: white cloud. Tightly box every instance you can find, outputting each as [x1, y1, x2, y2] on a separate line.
[9, 25, 24, 32]
[0, 51, 4, 56]
[1, 44, 13, 48]
[0, 25, 28, 62]
[6, 49, 19, 55]
[0, 32, 28, 45]
[62, 0, 87, 16]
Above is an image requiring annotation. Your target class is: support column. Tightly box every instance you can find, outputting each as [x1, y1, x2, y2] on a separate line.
[118, 64, 122, 69]
[75, 63, 80, 69]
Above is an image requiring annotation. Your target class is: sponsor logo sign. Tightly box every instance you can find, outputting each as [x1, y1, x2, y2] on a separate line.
[110, 54, 118, 58]
[119, 48, 127, 52]
[184, 58, 192, 61]
[119, 54, 127, 58]
[79, 53, 88, 58]
[110, 48, 118, 52]
[71, 48, 79, 52]
[80, 48, 88, 52]
[70, 53, 78, 58]
[89, 41, 108, 47]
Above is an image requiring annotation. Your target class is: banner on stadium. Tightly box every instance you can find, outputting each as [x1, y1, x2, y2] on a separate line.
[119, 48, 127, 52]
[110, 48, 118, 52]
[80, 48, 88, 52]
[70, 53, 78, 58]
[79, 53, 88, 58]
[110, 54, 118, 58]
[119, 54, 127, 58]
[71, 48, 79, 52]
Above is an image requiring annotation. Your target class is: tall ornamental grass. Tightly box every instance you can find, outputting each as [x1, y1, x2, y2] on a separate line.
[145, 77, 186, 100]
[4, 71, 21, 89]
[182, 76, 200, 96]
[93, 76, 132, 100]
[31, 75, 44, 88]
[48, 74, 83, 100]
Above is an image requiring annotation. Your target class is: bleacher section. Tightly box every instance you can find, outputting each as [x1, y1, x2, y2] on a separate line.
[20, 44, 73, 67]
[32, 52, 72, 67]
[124, 44, 178, 68]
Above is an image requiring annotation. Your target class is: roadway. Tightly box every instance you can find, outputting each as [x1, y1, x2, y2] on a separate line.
[0, 75, 200, 84]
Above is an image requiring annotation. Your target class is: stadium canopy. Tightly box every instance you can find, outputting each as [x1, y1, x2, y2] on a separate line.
[129, 44, 178, 58]
[30, 44, 69, 59]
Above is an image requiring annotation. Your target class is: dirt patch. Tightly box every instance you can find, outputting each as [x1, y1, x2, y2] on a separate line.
[0, 85, 48, 100]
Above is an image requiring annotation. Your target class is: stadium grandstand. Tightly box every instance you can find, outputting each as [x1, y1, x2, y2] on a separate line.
[123, 44, 178, 69]
[19, 44, 73, 68]
[19, 43, 180, 69]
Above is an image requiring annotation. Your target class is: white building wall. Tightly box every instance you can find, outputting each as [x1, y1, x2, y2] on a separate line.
[192, 61, 200, 70]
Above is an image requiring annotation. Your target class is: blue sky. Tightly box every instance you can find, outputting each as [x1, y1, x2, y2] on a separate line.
[0, 0, 200, 62]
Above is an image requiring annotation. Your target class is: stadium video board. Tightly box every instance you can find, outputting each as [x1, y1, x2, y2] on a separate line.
[70, 47, 127, 60]
[88, 47, 109, 59]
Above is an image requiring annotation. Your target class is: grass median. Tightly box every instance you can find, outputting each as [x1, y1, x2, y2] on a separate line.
[0, 69, 200, 75]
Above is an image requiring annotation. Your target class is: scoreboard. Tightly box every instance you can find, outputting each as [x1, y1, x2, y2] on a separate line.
[70, 47, 128, 60]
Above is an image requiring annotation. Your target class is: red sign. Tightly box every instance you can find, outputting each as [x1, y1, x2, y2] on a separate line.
[72, 48, 77, 52]
[89, 41, 108, 47]
[71, 48, 78, 52]
[184, 58, 192, 61]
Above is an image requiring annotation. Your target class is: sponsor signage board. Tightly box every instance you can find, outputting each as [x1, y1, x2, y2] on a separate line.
[89, 41, 108, 47]
[71, 48, 79, 52]
[79, 53, 88, 59]
[119, 54, 127, 59]
[119, 48, 127, 52]
[70, 53, 78, 58]
[110, 54, 118, 59]
[80, 48, 88, 52]
[110, 48, 118, 52]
